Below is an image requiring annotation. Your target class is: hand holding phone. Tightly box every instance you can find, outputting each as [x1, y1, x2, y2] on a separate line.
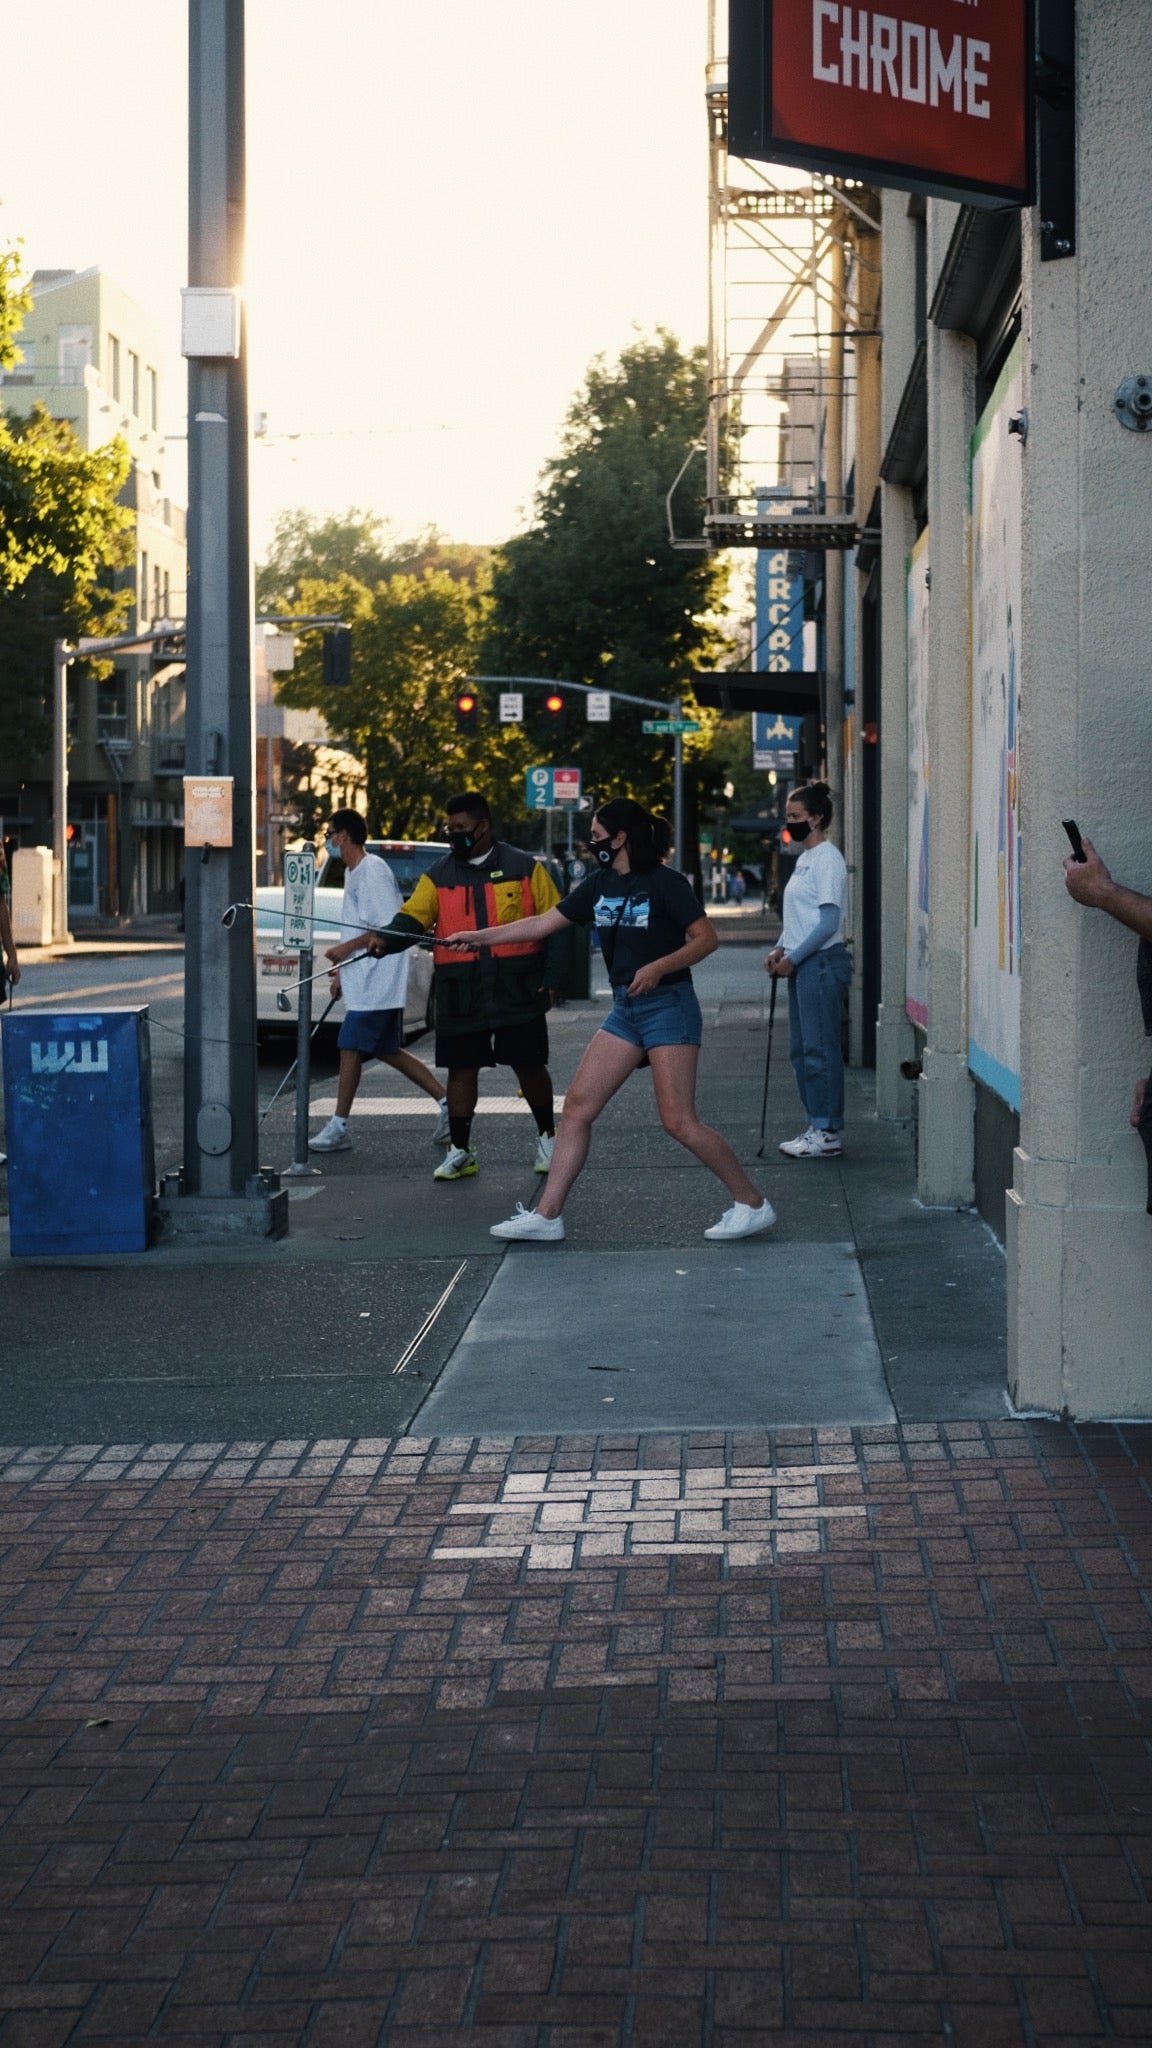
[1062, 819, 1088, 864]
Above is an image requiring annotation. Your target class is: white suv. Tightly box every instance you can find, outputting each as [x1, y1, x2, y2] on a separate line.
[255, 839, 444, 1042]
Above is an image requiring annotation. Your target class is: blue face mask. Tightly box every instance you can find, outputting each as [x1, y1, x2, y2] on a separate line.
[325, 837, 342, 858]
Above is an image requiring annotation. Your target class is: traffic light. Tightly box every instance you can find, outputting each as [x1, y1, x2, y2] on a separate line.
[455, 688, 478, 734]
[322, 628, 352, 686]
[543, 689, 567, 737]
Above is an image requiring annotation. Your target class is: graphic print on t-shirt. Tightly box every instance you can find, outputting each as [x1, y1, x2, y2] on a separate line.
[592, 892, 650, 929]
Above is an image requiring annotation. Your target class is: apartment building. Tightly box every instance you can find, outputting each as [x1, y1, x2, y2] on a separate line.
[0, 267, 187, 916]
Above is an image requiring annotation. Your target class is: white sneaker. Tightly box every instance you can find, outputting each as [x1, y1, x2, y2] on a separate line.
[308, 1117, 352, 1153]
[432, 1100, 451, 1147]
[534, 1133, 555, 1174]
[490, 1202, 565, 1242]
[433, 1145, 479, 1181]
[704, 1199, 776, 1242]
[779, 1128, 842, 1159]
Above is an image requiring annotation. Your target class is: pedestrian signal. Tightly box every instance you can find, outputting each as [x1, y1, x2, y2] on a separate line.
[455, 689, 479, 734]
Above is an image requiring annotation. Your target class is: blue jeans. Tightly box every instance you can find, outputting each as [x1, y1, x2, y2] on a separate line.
[787, 945, 853, 1130]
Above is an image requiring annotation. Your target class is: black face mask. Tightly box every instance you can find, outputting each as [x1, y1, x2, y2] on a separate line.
[592, 838, 620, 869]
[787, 819, 813, 844]
[448, 828, 480, 858]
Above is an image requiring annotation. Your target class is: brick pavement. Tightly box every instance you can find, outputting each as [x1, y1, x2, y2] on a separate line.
[1, 1421, 1151, 2045]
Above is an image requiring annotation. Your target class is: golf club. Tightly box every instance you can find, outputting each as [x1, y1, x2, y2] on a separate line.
[259, 990, 341, 1123]
[756, 970, 780, 1159]
[273, 936, 435, 1012]
[275, 953, 370, 1013]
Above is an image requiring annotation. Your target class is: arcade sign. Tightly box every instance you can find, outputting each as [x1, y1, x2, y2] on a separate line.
[728, 0, 1035, 209]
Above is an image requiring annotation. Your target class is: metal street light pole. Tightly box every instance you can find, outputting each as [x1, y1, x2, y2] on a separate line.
[161, 0, 283, 1237]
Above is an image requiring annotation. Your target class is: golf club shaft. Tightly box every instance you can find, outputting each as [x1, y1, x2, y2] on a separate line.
[259, 992, 340, 1124]
[284, 934, 434, 999]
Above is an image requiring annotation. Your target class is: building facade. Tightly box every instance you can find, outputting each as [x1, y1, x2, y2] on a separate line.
[0, 268, 187, 917]
[872, 4, 1152, 1413]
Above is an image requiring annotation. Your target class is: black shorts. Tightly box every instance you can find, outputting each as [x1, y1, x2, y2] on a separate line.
[436, 1014, 550, 1073]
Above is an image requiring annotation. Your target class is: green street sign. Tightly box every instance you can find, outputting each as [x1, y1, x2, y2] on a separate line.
[642, 718, 701, 735]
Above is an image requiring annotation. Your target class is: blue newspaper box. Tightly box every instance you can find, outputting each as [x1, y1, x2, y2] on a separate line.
[2, 1009, 155, 1255]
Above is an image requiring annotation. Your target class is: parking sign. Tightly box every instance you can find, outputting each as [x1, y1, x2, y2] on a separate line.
[282, 845, 317, 948]
[526, 766, 582, 810]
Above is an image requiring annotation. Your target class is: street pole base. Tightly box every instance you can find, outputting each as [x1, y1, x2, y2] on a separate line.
[156, 1171, 289, 1243]
[283, 1160, 323, 1180]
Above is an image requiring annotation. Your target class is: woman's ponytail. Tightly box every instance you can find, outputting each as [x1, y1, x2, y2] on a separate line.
[791, 780, 834, 830]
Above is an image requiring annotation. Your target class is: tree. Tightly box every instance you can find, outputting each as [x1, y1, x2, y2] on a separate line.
[482, 331, 728, 815]
[274, 566, 532, 837]
[257, 507, 491, 611]
[0, 239, 135, 758]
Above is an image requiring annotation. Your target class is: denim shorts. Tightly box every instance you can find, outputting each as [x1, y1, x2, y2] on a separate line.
[601, 981, 703, 1052]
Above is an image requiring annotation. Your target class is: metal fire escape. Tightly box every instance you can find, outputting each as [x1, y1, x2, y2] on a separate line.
[667, 1, 868, 554]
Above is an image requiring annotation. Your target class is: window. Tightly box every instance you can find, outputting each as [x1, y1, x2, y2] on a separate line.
[147, 366, 158, 429]
[128, 349, 140, 416]
[97, 671, 128, 739]
[58, 324, 94, 385]
[153, 564, 163, 619]
[108, 334, 121, 400]
[140, 552, 149, 619]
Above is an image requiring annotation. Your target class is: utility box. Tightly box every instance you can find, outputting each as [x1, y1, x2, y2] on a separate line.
[11, 847, 55, 948]
[2, 1009, 155, 1255]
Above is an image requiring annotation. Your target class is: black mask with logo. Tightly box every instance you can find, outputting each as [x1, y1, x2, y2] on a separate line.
[448, 828, 481, 859]
[593, 838, 621, 869]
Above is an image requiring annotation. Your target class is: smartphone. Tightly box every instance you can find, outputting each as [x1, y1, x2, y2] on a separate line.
[1062, 819, 1088, 864]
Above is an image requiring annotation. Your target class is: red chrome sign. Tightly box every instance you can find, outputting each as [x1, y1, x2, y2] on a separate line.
[754, 0, 1033, 206]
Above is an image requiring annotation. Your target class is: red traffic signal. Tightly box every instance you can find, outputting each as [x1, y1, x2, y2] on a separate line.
[455, 689, 478, 734]
[544, 691, 564, 714]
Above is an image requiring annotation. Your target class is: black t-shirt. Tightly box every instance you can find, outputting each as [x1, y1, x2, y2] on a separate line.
[558, 864, 706, 986]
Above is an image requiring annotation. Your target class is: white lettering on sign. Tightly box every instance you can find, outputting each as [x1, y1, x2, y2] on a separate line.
[812, 3, 991, 118]
[30, 1040, 109, 1076]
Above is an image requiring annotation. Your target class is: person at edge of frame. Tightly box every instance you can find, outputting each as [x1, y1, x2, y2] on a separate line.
[765, 780, 853, 1160]
[313, 808, 448, 1153]
[366, 791, 565, 1182]
[1063, 831, 1152, 1214]
[438, 794, 776, 1244]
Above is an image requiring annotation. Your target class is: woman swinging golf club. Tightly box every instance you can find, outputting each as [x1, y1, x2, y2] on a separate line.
[441, 797, 775, 1244]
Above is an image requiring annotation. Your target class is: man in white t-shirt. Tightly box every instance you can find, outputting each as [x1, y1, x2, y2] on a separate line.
[307, 809, 448, 1153]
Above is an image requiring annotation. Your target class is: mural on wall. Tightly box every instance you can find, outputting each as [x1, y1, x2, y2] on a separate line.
[906, 528, 931, 1030]
[968, 339, 1024, 1110]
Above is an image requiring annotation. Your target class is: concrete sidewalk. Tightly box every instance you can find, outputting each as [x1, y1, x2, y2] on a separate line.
[0, 945, 1007, 1441]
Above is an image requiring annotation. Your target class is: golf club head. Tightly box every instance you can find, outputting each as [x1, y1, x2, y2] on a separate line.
[276, 990, 292, 1014]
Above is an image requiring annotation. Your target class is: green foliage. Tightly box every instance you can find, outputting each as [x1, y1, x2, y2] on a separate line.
[482, 330, 728, 814]
[0, 403, 134, 593]
[274, 567, 532, 838]
[0, 237, 136, 757]
[0, 238, 32, 371]
[257, 507, 491, 611]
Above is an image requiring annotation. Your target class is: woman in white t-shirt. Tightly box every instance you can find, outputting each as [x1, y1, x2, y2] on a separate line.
[765, 781, 852, 1159]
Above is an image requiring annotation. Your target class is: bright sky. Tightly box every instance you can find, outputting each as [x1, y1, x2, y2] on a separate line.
[2, 0, 710, 553]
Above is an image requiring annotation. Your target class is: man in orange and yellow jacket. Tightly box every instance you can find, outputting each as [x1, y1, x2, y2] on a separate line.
[369, 791, 565, 1181]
